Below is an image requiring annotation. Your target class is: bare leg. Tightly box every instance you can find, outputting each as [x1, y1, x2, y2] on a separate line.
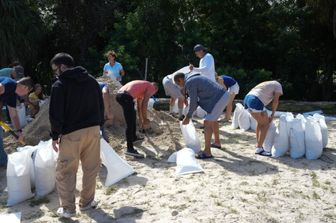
[225, 94, 235, 121]
[251, 112, 270, 148]
[169, 97, 176, 113]
[204, 120, 213, 155]
[212, 121, 220, 146]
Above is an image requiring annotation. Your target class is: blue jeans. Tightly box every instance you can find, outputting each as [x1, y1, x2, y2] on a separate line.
[0, 128, 7, 167]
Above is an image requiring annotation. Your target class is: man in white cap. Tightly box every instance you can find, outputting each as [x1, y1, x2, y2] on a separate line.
[189, 44, 216, 82]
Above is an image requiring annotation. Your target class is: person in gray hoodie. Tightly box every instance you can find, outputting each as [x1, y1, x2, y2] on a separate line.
[174, 73, 229, 159]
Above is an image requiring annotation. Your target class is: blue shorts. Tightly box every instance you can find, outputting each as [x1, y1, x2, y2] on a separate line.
[243, 95, 264, 112]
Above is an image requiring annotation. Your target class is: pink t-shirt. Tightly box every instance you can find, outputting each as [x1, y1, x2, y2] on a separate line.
[248, 81, 283, 106]
[120, 80, 157, 99]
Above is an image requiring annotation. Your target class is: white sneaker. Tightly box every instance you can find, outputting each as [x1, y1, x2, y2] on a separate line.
[57, 207, 75, 218]
[255, 147, 264, 154]
[80, 200, 98, 211]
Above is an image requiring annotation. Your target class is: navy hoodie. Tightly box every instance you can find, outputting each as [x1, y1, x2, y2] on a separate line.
[49, 66, 104, 140]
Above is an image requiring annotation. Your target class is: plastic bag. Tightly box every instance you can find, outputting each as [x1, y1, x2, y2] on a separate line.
[232, 103, 243, 129]
[238, 109, 250, 131]
[305, 116, 323, 160]
[272, 113, 293, 157]
[313, 114, 328, 148]
[7, 151, 34, 206]
[180, 121, 201, 153]
[100, 139, 134, 186]
[195, 106, 207, 119]
[289, 118, 305, 159]
[34, 140, 57, 197]
[263, 122, 276, 152]
[176, 148, 204, 175]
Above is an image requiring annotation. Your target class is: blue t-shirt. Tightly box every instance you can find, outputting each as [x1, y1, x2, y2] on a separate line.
[221, 75, 237, 88]
[98, 82, 108, 90]
[103, 62, 123, 80]
[0, 77, 17, 107]
[0, 68, 13, 78]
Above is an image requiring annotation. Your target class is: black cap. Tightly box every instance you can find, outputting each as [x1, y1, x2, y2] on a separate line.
[193, 44, 206, 52]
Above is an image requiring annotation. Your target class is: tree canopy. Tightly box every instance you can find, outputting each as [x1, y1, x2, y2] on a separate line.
[1, 0, 335, 100]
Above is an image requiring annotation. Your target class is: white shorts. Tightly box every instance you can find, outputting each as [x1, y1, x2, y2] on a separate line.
[162, 77, 183, 99]
[228, 83, 239, 95]
[205, 92, 229, 121]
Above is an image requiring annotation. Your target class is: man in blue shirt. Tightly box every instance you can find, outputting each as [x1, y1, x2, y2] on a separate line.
[216, 73, 240, 122]
[103, 50, 125, 83]
[174, 73, 229, 159]
[0, 77, 33, 168]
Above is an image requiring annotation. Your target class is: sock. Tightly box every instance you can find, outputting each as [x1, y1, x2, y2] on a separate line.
[178, 108, 183, 116]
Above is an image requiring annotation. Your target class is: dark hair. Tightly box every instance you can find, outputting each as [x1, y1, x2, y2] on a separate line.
[17, 77, 33, 90]
[193, 44, 207, 52]
[174, 72, 185, 82]
[50, 53, 74, 67]
[105, 50, 117, 59]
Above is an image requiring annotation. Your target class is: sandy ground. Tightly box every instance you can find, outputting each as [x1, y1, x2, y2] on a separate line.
[0, 112, 336, 223]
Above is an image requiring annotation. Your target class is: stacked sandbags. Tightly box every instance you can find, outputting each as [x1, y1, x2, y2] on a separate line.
[305, 116, 323, 160]
[238, 109, 251, 131]
[232, 103, 256, 132]
[263, 122, 276, 153]
[232, 103, 244, 129]
[272, 113, 293, 157]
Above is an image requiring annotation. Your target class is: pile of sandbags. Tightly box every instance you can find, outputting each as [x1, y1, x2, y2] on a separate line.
[7, 140, 57, 206]
[232, 103, 257, 131]
[271, 113, 328, 159]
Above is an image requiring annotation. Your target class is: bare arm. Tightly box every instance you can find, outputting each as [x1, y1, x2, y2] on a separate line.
[8, 106, 21, 130]
[120, 69, 125, 76]
[270, 92, 282, 120]
[137, 98, 144, 125]
[0, 84, 4, 95]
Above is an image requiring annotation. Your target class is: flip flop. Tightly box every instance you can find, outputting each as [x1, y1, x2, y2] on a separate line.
[211, 143, 222, 149]
[196, 151, 213, 159]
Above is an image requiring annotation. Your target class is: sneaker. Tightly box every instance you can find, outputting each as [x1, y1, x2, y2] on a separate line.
[57, 207, 75, 218]
[133, 136, 144, 143]
[255, 147, 264, 154]
[178, 115, 185, 121]
[259, 150, 272, 157]
[125, 149, 145, 158]
[80, 200, 98, 211]
[169, 113, 179, 119]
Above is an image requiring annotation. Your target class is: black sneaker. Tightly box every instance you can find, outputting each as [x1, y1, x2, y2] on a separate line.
[125, 149, 145, 158]
[133, 136, 144, 143]
[178, 115, 185, 121]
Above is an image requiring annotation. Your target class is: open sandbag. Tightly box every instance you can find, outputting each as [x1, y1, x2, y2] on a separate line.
[305, 116, 323, 160]
[272, 113, 293, 157]
[7, 151, 34, 206]
[34, 140, 57, 197]
[176, 148, 204, 175]
[289, 118, 305, 159]
[232, 103, 243, 129]
[100, 139, 134, 186]
[238, 109, 250, 131]
[263, 122, 276, 152]
[313, 114, 328, 148]
[249, 114, 257, 132]
[180, 121, 201, 153]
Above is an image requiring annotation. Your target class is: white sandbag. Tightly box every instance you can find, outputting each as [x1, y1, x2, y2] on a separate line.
[305, 117, 323, 160]
[238, 109, 250, 131]
[180, 121, 201, 153]
[313, 114, 328, 148]
[303, 110, 323, 116]
[34, 140, 57, 197]
[16, 103, 27, 128]
[232, 103, 243, 129]
[263, 122, 276, 152]
[289, 118, 305, 159]
[249, 114, 257, 132]
[16, 145, 38, 188]
[0, 212, 21, 223]
[296, 114, 307, 129]
[6, 151, 34, 206]
[176, 148, 204, 175]
[171, 100, 179, 114]
[272, 114, 291, 157]
[167, 152, 177, 163]
[195, 106, 207, 119]
[100, 139, 134, 186]
[147, 98, 155, 110]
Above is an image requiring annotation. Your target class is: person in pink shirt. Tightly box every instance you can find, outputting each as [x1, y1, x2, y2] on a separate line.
[116, 80, 158, 158]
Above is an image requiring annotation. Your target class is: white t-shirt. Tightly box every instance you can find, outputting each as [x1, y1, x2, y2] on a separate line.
[193, 53, 216, 82]
[248, 81, 283, 106]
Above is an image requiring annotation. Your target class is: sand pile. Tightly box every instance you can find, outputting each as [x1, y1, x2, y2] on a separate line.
[22, 77, 180, 157]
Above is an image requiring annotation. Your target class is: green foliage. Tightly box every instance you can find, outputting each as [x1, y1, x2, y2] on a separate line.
[1, 0, 335, 100]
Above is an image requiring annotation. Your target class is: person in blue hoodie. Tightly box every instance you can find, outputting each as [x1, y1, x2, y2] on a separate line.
[174, 73, 229, 159]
